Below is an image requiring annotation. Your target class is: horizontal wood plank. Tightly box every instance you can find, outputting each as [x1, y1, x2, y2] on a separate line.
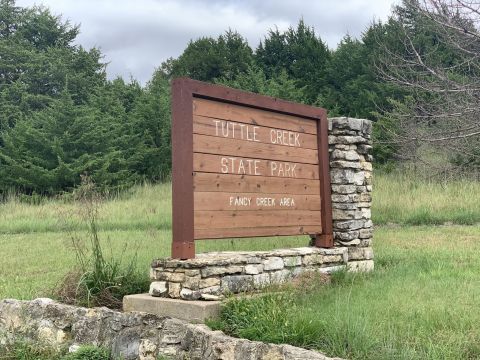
[193, 173, 321, 195]
[194, 210, 322, 229]
[193, 98, 317, 135]
[195, 225, 321, 239]
[194, 192, 321, 211]
[193, 115, 318, 150]
[193, 134, 318, 165]
[193, 153, 319, 179]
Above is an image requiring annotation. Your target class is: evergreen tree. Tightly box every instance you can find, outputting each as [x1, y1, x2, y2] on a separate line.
[168, 30, 253, 82]
[255, 20, 330, 103]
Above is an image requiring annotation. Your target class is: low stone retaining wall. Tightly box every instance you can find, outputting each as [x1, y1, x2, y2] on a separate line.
[0, 298, 342, 360]
[150, 247, 373, 300]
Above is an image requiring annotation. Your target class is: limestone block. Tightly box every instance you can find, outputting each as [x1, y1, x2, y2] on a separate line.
[322, 255, 344, 264]
[361, 161, 373, 171]
[331, 185, 356, 195]
[201, 266, 243, 277]
[332, 208, 361, 220]
[149, 282, 167, 297]
[332, 202, 358, 210]
[270, 270, 292, 284]
[359, 228, 374, 239]
[333, 219, 365, 230]
[348, 247, 374, 261]
[283, 256, 302, 267]
[348, 260, 374, 272]
[253, 273, 270, 288]
[335, 239, 361, 247]
[334, 231, 360, 241]
[246, 256, 262, 264]
[263, 257, 284, 271]
[185, 269, 200, 277]
[303, 254, 323, 265]
[361, 208, 372, 219]
[329, 135, 367, 145]
[221, 275, 253, 293]
[199, 277, 220, 289]
[359, 239, 373, 247]
[353, 171, 366, 185]
[183, 276, 200, 290]
[331, 117, 364, 131]
[180, 288, 201, 300]
[244, 264, 264, 275]
[331, 194, 359, 203]
[330, 160, 361, 169]
[330, 168, 355, 184]
[168, 283, 181, 298]
[158, 272, 185, 283]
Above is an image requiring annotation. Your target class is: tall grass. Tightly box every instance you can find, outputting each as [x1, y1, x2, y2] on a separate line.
[372, 172, 480, 225]
[0, 182, 172, 234]
[1, 173, 479, 237]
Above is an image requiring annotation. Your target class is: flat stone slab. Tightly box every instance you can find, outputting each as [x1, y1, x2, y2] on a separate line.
[123, 293, 221, 323]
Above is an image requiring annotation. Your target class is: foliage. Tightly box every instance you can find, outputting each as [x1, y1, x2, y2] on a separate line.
[0, 0, 171, 195]
[0, 342, 109, 360]
[166, 29, 253, 82]
[55, 176, 149, 308]
[0, 341, 62, 360]
[62, 346, 110, 360]
[374, 0, 480, 172]
[216, 65, 307, 103]
[255, 20, 330, 103]
[2, 0, 479, 195]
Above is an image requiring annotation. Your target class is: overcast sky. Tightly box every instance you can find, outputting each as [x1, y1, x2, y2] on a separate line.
[17, 0, 398, 84]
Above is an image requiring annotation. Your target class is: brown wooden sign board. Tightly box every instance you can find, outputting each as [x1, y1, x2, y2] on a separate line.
[171, 78, 333, 259]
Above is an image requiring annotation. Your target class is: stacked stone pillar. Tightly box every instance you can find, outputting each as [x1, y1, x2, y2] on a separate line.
[329, 117, 374, 271]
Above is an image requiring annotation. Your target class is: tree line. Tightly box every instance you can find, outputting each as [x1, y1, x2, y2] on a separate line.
[0, 0, 478, 196]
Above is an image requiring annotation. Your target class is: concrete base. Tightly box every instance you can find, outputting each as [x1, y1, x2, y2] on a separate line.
[123, 294, 221, 323]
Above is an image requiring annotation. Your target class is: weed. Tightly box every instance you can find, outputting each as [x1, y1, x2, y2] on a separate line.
[63, 346, 110, 360]
[55, 175, 149, 308]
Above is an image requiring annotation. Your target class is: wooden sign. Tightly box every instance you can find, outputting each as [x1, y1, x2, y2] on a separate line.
[171, 78, 333, 259]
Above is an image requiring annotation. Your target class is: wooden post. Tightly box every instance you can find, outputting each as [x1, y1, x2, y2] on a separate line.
[171, 79, 195, 259]
[315, 111, 334, 248]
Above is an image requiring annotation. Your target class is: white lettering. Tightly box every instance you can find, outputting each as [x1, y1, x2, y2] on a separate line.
[270, 162, 297, 178]
[221, 157, 229, 173]
[270, 161, 277, 176]
[214, 120, 221, 136]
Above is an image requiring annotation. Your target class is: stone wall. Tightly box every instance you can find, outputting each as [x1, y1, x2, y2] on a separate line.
[0, 298, 342, 360]
[149, 117, 374, 301]
[150, 247, 350, 300]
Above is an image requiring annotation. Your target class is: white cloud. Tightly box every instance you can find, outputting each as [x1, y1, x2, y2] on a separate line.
[16, 0, 398, 84]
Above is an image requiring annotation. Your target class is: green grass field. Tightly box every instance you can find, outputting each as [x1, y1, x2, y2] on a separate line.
[210, 225, 480, 359]
[1, 173, 479, 359]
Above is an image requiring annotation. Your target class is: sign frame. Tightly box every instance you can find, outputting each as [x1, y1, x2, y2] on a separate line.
[171, 78, 333, 259]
